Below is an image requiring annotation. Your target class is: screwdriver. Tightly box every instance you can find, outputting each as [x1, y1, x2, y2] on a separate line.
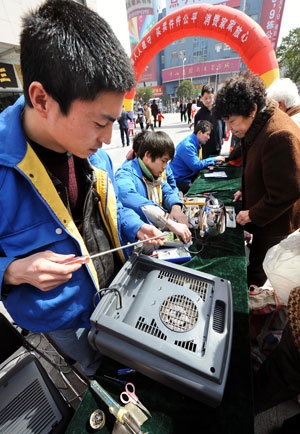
[61, 232, 168, 265]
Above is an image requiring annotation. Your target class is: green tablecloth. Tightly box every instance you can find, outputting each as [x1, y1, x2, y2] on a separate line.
[66, 164, 254, 434]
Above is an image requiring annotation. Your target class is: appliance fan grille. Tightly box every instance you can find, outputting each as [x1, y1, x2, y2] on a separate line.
[159, 294, 199, 332]
[157, 270, 208, 301]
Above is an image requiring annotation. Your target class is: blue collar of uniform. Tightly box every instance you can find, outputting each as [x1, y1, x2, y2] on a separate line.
[0, 95, 28, 167]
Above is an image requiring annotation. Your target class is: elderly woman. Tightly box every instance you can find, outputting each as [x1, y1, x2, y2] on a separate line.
[212, 71, 300, 287]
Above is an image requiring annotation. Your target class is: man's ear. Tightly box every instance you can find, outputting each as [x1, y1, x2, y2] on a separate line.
[27, 82, 51, 118]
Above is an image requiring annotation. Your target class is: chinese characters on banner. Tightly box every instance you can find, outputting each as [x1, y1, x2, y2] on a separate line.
[131, 7, 251, 67]
[259, 0, 285, 49]
[153, 85, 164, 96]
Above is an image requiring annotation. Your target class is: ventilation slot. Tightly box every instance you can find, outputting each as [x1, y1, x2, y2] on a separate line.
[135, 317, 167, 340]
[160, 294, 198, 332]
[174, 339, 197, 353]
[0, 378, 58, 434]
[157, 270, 208, 301]
[213, 300, 225, 333]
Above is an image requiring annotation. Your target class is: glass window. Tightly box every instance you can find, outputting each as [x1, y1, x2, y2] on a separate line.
[161, 55, 165, 65]
[223, 44, 231, 51]
[215, 43, 222, 53]
[179, 50, 186, 59]
[171, 51, 178, 60]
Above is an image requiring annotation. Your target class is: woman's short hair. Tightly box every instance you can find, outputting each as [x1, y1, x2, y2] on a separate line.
[137, 130, 175, 161]
[212, 70, 267, 120]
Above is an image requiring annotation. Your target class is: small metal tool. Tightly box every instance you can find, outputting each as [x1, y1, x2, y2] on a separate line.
[61, 232, 168, 265]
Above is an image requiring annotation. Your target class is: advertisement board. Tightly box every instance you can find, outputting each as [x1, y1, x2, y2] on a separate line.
[259, 0, 285, 49]
[166, 0, 241, 15]
[126, 0, 158, 83]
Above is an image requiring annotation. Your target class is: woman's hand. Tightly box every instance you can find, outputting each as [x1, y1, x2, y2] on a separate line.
[3, 251, 82, 292]
[233, 190, 242, 202]
[236, 210, 251, 226]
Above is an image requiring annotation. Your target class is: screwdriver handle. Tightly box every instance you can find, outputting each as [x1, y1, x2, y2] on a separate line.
[61, 255, 90, 265]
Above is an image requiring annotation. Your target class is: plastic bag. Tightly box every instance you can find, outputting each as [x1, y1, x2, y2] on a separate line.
[263, 229, 300, 304]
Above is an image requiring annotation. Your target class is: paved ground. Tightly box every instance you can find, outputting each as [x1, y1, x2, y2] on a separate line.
[1, 111, 299, 432]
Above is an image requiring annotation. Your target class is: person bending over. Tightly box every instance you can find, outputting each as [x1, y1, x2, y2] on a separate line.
[0, 0, 164, 376]
[170, 120, 225, 194]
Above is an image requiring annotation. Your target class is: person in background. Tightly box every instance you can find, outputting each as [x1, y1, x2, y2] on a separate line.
[117, 106, 130, 147]
[267, 77, 300, 128]
[193, 84, 226, 159]
[151, 99, 159, 128]
[128, 115, 135, 137]
[170, 120, 225, 194]
[157, 110, 165, 128]
[135, 102, 144, 130]
[186, 98, 192, 124]
[213, 70, 300, 287]
[115, 131, 191, 239]
[0, 0, 164, 376]
[179, 99, 187, 123]
[144, 103, 154, 131]
[189, 99, 199, 128]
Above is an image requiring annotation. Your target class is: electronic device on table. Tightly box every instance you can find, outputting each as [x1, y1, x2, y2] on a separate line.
[89, 253, 233, 407]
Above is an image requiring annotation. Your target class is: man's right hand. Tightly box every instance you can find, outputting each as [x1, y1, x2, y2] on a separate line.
[3, 251, 82, 292]
[216, 156, 226, 163]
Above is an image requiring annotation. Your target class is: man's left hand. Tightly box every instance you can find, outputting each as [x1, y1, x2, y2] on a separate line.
[236, 210, 251, 226]
[169, 204, 188, 225]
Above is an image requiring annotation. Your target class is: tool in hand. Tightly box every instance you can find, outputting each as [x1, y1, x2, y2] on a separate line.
[120, 382, 151, 417]
[61, 232, 168, 265]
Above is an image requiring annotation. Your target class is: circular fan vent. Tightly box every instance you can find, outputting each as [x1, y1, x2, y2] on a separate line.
[159, 294, 199, 332]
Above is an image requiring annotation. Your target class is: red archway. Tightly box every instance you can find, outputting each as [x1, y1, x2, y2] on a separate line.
[124, 4, 279, 110]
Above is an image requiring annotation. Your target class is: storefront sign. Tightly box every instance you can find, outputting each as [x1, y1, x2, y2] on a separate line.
[126, 0, 155, 21]
[153, 85, 164, 96]
[0, 63, 18, 88]
[166, 0, 241, 15]
[162, 58, 241, 82]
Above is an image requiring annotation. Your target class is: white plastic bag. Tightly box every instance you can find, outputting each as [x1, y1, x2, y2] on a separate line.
[263, 229, 300, 304]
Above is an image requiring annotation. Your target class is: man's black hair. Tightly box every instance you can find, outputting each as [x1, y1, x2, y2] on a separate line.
[137, 131, 175, 161]
[201, 84, 214, 96]
[132, 130, 148, 156]
[20, 0, 136, 114]
[212, 70, 267, 120]
[194, 120, 212, 135]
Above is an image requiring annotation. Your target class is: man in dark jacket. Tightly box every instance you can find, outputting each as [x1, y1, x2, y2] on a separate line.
[118, 107, 131, 146]
[151, 99, 159, 127]
[194, 85, 226, 159]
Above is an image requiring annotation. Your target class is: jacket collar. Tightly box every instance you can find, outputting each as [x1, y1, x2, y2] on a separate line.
[0, 96, 28, 167]
[243, 100, 277, 147]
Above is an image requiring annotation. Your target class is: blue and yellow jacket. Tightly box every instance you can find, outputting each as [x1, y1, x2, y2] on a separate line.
[115, 157, 182, 221]
[0, 97, 144, 332]
[170, 133, 217, 183]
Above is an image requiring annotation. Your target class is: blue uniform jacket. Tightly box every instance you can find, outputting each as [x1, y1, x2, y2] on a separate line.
[0, 97, 144, 332]
[170, 133, 217, 182]
[115, 157, 182, 222]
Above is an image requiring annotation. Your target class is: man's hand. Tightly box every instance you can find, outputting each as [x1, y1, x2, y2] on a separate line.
[166, 220, 191, 244]
[3, 251, 82, 292]
[233, 190, 242, 202]
[169, 204, 188, 225]
[236, 210, 251, 226]
[136, 224, 166, 246]
[216, 156, 225, 163]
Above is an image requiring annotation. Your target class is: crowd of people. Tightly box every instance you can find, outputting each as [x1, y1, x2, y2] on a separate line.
[1, 0, 300, 430]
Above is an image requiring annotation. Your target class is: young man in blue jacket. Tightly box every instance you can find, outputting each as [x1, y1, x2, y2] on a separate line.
[115, 131, 191, 243]
[0, 0, 164, 376]
[170, 120, 225, 194]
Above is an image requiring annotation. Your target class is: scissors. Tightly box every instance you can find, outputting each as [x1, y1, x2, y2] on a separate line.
[120, 382, 151, 417]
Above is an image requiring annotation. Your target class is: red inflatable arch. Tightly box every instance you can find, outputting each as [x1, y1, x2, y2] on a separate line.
[124, 4, 279, 110]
